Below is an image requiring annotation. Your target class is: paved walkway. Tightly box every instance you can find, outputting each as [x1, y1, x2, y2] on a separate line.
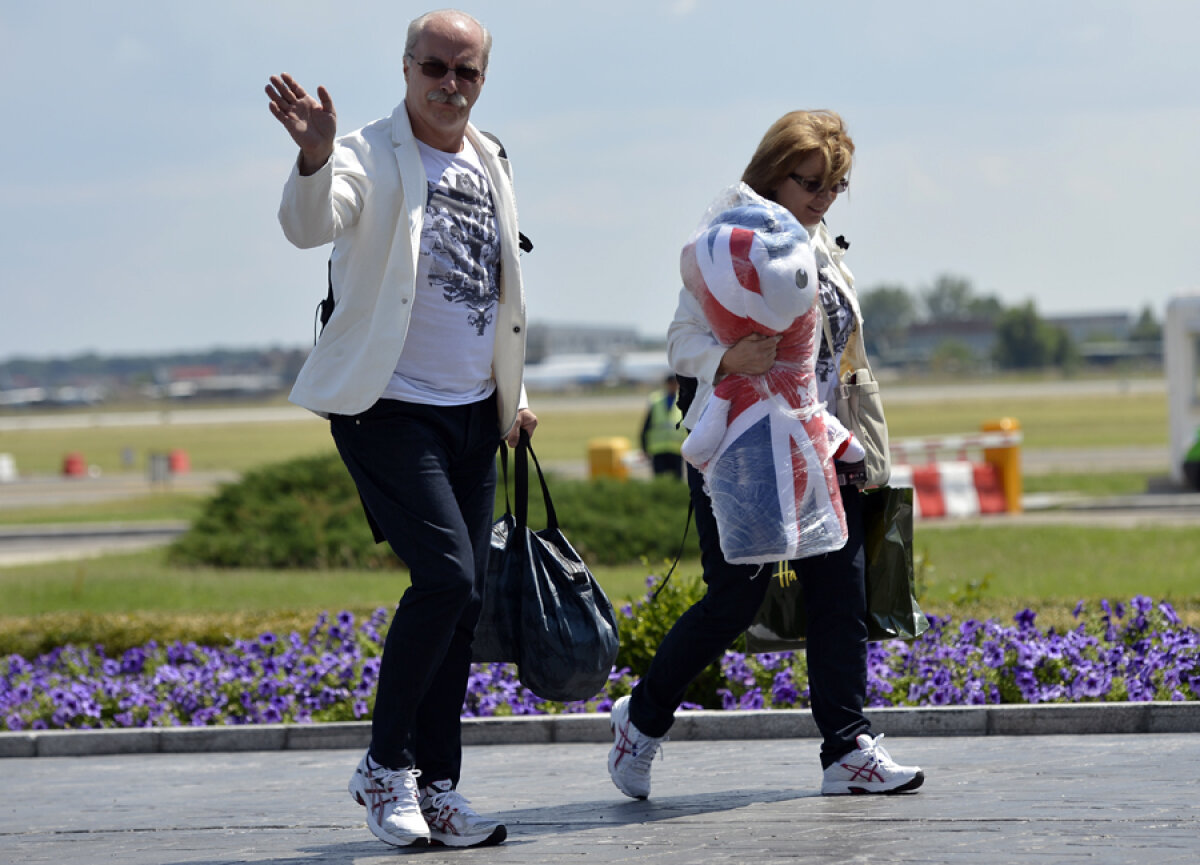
[3, 732, 1198, 864]
[3, 706, 1200, 864]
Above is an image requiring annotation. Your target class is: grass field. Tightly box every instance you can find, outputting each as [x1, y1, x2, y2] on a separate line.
[0, 384, 1169, 529]
[0, 415, 334, 476]
[0, 380, 1169, 474]
[882, 390, 1167, 450]
[2, 379, 1195, 652]
[3, 526, 1198, 616]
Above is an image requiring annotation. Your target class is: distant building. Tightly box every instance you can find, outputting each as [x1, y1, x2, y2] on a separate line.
[156, 372, 285, 400]
[895, 319, 998, 365]
[525, 322, 641, 364]
[1044, 312, 1160, 366]
[883, 311, 1149, 369]
[1044, 312, 1132, 343]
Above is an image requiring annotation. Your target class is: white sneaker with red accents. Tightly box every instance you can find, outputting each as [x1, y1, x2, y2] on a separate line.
[420, 779, 507, 847]
[821, 733, 924, 795]
[607, 695, 666, 799]
[347, 752, 430, 847]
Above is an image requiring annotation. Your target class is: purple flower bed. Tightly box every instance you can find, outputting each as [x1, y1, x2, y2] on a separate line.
[720, 597, 1199, 711]
[3, 596, 1196, 731]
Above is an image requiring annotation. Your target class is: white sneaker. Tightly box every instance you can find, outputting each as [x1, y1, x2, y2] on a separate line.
[347, 752, 430, 847]
[420, 779, 507, 847]
[821, 733, 924, 795]
[608, 695, 666, 799]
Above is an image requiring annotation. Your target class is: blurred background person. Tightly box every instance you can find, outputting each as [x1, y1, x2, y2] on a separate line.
[640, 374, 687, 478]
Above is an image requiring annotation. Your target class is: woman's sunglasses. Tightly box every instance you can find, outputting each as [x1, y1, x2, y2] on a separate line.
[788, 174, 850, 195]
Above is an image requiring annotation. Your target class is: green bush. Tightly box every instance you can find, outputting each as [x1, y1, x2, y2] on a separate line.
[170, 453, 700, 569]
[540, 475, 698, 565]
[168, 455, 394, 570]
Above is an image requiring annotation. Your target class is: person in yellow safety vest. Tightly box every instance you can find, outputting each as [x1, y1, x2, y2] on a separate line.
[641, 374, 688, 478]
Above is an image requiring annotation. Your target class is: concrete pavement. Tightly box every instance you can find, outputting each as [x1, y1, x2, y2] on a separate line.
[2, 727, 1198, 864]
[0, 521, 189, 567]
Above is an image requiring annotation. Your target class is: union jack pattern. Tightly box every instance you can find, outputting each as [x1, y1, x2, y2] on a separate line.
[680, 189, 852, 564]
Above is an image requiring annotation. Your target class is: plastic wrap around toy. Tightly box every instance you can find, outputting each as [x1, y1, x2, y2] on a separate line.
[679, 184, 856, 565]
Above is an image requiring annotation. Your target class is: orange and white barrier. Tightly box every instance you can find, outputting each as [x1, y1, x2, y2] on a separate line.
[887, 419, 1022, 519]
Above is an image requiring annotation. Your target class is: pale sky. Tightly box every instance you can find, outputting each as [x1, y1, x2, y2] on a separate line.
[2, 0, 1198, 361]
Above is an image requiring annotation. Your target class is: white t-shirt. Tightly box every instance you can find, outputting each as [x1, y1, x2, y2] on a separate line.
[383, 139, 501, 405]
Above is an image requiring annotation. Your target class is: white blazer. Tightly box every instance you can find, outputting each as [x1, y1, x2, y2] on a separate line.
[278, 101, 528, 434]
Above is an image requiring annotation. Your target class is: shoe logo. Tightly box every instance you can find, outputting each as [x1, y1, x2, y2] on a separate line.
[426, 809, 458, 834]
[612, 721, 637, 768]
[839, 758, 884, 784]
[365, 782, 399, 824]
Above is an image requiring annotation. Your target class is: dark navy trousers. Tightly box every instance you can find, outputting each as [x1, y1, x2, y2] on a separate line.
[629, 463, 871, 768]
[330, 395, 500, 785]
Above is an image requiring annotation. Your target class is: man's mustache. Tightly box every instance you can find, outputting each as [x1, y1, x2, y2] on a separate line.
[427, 90, 468, 107]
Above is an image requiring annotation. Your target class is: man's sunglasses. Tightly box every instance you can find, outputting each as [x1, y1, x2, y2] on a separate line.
[407, 55, 483, 84]
[789, 174, 850, 195]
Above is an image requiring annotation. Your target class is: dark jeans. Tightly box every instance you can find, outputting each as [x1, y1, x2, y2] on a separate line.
[629, 463, 871, 768]
[330, 395, 501, 785]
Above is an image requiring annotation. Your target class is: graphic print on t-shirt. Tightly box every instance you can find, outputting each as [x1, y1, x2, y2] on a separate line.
[423, 170, 500, 336]
[815, 265, 854, 392]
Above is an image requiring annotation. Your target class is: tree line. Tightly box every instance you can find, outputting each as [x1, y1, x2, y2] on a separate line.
[858, 275, 1162, 371]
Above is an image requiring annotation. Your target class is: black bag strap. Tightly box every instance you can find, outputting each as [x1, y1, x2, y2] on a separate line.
[497, 440, 513, 517]
[314, 258, 335, 344]
[651, 497, 693, 601]
[479, 131, 534, 255]
[513, 428, 558, 531]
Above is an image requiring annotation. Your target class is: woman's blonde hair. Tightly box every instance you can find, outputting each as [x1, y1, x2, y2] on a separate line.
[741, 110, 854, 200]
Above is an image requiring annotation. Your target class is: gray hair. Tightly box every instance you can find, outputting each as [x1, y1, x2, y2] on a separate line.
[405, 9, 492, 71]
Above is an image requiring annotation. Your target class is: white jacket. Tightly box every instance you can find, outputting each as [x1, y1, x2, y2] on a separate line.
[279, 101, 527, 433]
[668, 222, 863, 430]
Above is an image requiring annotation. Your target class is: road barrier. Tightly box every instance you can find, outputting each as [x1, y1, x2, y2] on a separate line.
[888, 417, 1022, 519]
[61, 452, 87, 477]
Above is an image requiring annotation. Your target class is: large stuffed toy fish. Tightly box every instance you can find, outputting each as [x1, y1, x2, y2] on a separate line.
[680, 185, 862, 565]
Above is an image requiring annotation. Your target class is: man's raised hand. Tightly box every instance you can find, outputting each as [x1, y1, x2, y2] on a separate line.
[266, 73, 337, 175]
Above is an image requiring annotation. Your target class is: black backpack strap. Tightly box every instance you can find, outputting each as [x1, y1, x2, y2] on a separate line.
[480, 131, 533, 254]
[480, 129, 507, 157]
